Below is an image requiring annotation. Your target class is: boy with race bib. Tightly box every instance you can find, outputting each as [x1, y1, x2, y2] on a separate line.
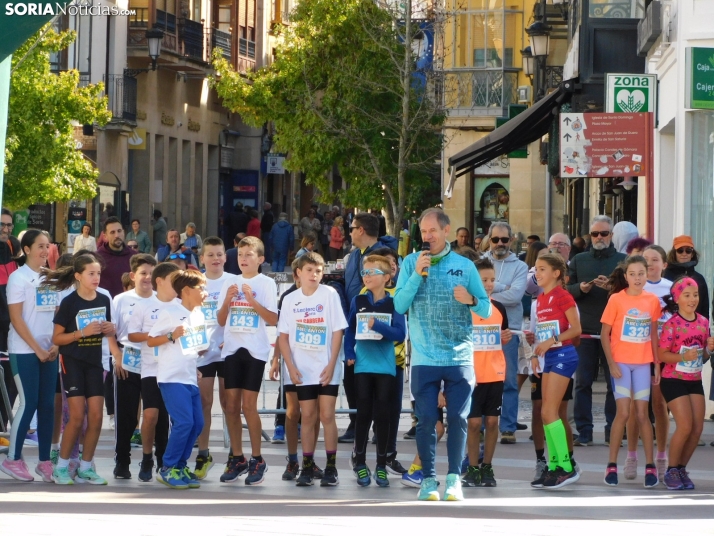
[278, 252, 348, 486]
[217, 236, 278, 485]
[194, 237, 231, 480]
[148, 270, 209, 489]
[600, 256, 661, 488]
[127, 262, 180, 481]
[462, 258, 511, 488]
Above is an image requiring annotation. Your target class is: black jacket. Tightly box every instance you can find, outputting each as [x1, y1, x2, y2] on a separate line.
[663, 261, 710, 321]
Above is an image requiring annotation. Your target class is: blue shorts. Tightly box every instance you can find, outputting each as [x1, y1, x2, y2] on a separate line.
[543, 345, 579, 378]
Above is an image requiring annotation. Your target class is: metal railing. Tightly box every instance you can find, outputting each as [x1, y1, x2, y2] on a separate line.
[239, 37, 256, 59]
[441, 69, 519, 116]
[180, 17, 204, 60]
[105, 74, 137, 123]
[155, 9, 177, 34]
[545, 66, 564, 90]
[210, 28, 232, 60]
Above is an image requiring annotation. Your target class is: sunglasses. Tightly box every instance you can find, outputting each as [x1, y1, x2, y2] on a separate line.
[590, 231, 611, 238]
[168, 253, 188, 261]
[360, 268, 385, 277]
[676, 247, 694, 254]
[490, 236, 510, 244]
[350, 226, 361, 232]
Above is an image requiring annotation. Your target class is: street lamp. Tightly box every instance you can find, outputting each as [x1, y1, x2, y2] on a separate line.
[146, 28, 164, 71]
[525, 20, 550, 101]
[521, 46, 535, 79]
[621, 177, 637, 190]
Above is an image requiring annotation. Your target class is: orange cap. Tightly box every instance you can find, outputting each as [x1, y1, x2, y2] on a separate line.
[673, 235, 694, 250]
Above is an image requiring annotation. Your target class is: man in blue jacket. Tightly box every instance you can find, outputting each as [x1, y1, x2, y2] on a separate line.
[338, 212, 398, 443]
[395, 208, 490, 501]
[269, 212, 294, 272]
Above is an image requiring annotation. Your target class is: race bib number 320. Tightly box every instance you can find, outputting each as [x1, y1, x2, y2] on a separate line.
[295, 323, 327, 351]
[229, 306, 259, 333]
[35, 286, 59, 312]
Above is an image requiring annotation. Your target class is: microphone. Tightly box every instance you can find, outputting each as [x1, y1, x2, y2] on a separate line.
[421, 242, 431, 279]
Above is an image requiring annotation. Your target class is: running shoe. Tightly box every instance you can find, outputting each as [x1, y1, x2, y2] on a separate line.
[624, 456, 637, 480]
[130, 431, 142, 447]
[663, 468, 683, 490]
[113, 462, 131, 479]
[644, 466, 659, 488]
[157, 467, 189, 489]
[220, 456, 249, 483]
[0, 458, 34, 482]
[138, 458, 154, 482]
[313, 463, 325, 480]
[320, 465, 339, 486]
[337, 428, 355, 443]
[35, 460, 53, 483]
[76, 467, 108, 485]
[402, 468, 424, 488]
[68, 459, 80, 480]
[655, 457, 667, 482]
[194, 454, 214, 480]
[443, 474, 464, 501]
[403, 426, 416, 440]
[460, 456, 469, 475]
[604, 466, 618, 486]
[531, 462, 548, 489]
[500, 431, 516, 444]
[24, 432, 38, 447]
[480, 464, 497, 487]
[516, 422, 528, 431]
[385, 454, 407, 475]
[353, 464, 371, 487]
[245, 457, 268, 486]
[461, 466, 481, 487]
[181, 467, 201, 488]
[271, 425, 286, 444]
[373, 465, 389, 487]
[679, 469, 695, 490]
[52, 466, 74, 485]
[573, 437, 593, 447]
[417, 476, 439, 501]
[50, 449, 59, 467]
[296, 463, 315, 486]
[573, 459, 582, 475]
[109, 415, 115, 430]
[543, 466, 579, 489]
[282, 459, 300, 481]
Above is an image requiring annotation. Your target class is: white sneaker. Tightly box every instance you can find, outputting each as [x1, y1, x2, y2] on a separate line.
[624, 456, 637, 480]
[109, 415, 115, 430]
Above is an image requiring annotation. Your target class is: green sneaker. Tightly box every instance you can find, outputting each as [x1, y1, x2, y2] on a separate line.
[444, 473, 464, 501]
[52, 466, 75, 485]
[76, 467, 108, 485]
[130, 431, 142, 447]
[417, 476, 440, 501]
[461, 465, 481, 487]
[50, 449, 59, 467]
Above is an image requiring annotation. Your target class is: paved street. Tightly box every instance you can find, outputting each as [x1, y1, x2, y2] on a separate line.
[3, 377, 714, 534]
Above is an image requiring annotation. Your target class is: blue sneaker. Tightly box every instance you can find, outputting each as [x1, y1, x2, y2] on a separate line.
[157, 467, 189, 489]
[271, 425, 286, 444]
[353, 464, 371, 487]
[374, 465, 389, 487]
[443, 473, 464, 501]
[245, 457, 268, 486]
[417, 476, 440, 501]
[401, 469, 423, 488]
[460, 456, 469, 475]
[181, 466, 200, 488]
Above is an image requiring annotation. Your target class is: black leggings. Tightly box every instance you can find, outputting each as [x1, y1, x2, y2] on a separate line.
[354, 373, 394, 466]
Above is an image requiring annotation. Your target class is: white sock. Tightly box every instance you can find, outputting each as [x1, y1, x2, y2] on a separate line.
[79, 459, 93, 471]
[57, 457, 70, 469]
[51, 443, 60, 451]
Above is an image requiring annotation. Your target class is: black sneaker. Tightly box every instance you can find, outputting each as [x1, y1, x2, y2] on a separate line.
[385, 455, 407, 475]
[296, 464, 315, 486]
[113, 462, 131, 479]
[531, 464, 548, 488]
[138, 458, 154, 482]
[461, 466, 481, 487]
[516, 423, 528, 431]
[282, 458, 300, 481]
[220, 457, 249, 483]
[481, 464, 497, 487]
[320, 465, 339, 486]
[543, 466, 580, 489]
[244, 457, 268, 486]
[338, 429, 355, 443]
[403, 426, 416, 440]
[313, 463, 325, 480]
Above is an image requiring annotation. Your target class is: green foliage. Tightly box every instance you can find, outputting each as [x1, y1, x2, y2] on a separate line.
[4, 26, 111, 209]
[212, 0, 444, 235]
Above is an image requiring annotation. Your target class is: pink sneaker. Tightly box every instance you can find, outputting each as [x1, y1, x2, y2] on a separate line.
[0, 458, 35, 482]
[35, 460, 54, 483]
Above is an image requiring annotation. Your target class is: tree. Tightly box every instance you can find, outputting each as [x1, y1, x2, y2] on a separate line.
[212, 0, 444, 236]
[4, 26, 111, 209]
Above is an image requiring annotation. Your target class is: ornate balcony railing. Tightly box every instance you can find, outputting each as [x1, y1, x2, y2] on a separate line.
[441, 69, 519, 116]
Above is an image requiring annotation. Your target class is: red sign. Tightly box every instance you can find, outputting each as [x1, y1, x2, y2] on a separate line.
[559, 112, 652, 178]
[233, 186, 257, 192]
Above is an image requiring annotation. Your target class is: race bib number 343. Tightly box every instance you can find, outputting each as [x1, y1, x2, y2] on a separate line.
[295, 323, 327, 351]
[229, 306, 259, 333]
[35, 286, 59, 312]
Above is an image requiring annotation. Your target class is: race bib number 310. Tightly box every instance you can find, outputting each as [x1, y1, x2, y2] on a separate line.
[472, 324, 502, 351]
[295, 323, 327, 351]
[621, 315, 651, 343]
[180, 325, 209, 355]
[229, 306, 259, 333]
[35, 286, 59, 312]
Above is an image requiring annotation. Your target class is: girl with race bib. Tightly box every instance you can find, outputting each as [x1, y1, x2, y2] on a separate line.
[530, 253, 582, 490]
[148, 270, 208, 489]
[601, 256, 661, 488]
[0, 230, 59, 483]
[657, 277, 714, 490]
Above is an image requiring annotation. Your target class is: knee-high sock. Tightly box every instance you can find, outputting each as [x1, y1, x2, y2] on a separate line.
[544, 420, 572, 472]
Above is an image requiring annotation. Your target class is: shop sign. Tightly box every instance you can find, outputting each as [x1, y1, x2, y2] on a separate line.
[473, 156, 510, 176]
[559, 112, 652, 178]
[266, 153, 286, 174]
[686, 47, 714, 110]
[605, 74, 657, 113]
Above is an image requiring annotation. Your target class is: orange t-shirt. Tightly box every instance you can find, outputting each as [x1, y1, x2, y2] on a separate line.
[600, 289, 661, 364]
[471, 299, 507, 383]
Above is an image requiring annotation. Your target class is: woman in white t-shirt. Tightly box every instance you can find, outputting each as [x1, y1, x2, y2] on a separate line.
[0, 230, 59, 483]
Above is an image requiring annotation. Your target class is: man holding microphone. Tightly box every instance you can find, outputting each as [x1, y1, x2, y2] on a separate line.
[395, 208, 491, 502]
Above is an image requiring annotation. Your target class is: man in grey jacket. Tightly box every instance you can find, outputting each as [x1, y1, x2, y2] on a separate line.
[484, 222, 528, 444]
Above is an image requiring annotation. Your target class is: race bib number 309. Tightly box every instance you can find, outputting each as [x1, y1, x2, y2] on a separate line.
[295, 323, 327, 351]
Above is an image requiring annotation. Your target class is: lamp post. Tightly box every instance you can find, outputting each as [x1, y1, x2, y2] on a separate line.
[124, 27, 164, 77]
[520, 45, 535, 80]
[525, 20, 551, 101]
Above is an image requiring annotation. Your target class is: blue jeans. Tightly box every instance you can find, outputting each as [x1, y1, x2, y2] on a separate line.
[412, 365, 474, 478]
[573, 338, 615, 441]
[499, 334, 520, 433]
[272, 250, 287, 273]
[159, 383, 204, 469]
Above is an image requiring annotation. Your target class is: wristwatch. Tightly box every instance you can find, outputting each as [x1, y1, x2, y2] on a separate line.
[552, 334, 559, 343]
[167, 332, 175, 343]
[471, 296, 477, 306]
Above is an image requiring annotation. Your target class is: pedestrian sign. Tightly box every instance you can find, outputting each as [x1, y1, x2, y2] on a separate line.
[605, 74, 657, 113]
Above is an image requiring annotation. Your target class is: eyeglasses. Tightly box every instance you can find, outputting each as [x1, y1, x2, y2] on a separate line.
[168, 253, 188, 261]
[360, 268, 385, 277]
[548, 242, 569, 248]
[350, 226, 361, 232]
[676, 247, 694, 254]
[490, 236, 510, 244]
[0, 223, 13, 229]
[590, 231, 611, 238]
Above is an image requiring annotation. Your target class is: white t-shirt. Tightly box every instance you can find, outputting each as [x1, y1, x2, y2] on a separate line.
[218, 273, 278, 362]
[199, 272, 231, 367]
[128, 295, 179, 378]
[7, 264, 56, 355]
[114, 290, 154, 375]
[645, 278, 673, 307]
[277, 285, 348, 386]
[149, 303, 206, 386]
